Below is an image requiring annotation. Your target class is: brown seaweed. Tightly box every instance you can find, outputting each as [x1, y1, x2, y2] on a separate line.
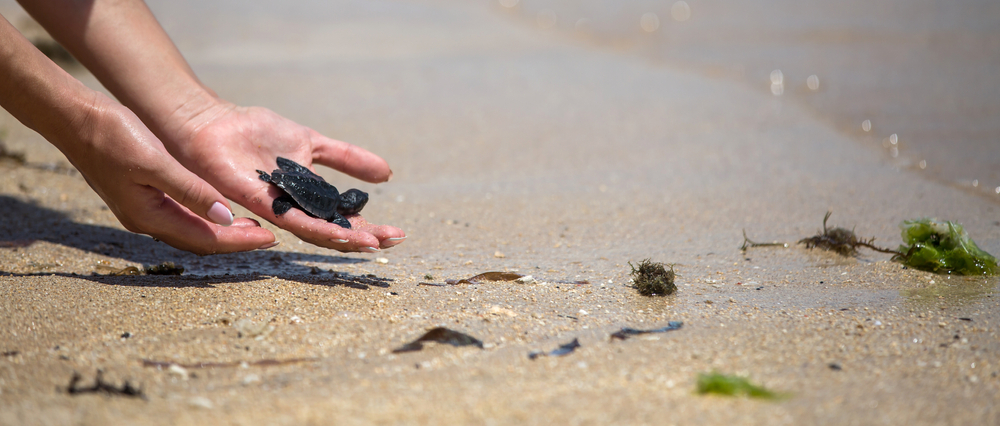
[392, 327, 484, 353]
[798, 212, 898, 256]
[438, 271, 590, 286]
[742, 212, 897, 257]
[528, 338, 581, 359]
[66, 370, 144, 399]
[739, 229, 788, 251]
[610, 321, 684, 340]
[628, 259, 677, 296]
[445, 271, 524, 285]
[142, 358, 316, 369]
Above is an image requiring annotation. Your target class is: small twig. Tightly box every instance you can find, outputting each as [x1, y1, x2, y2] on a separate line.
[740, 229, 789, 251]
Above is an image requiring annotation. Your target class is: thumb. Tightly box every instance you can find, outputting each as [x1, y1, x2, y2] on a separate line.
[142, 158, 235, 226]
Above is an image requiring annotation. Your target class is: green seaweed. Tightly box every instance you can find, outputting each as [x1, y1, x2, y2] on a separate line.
[628, 259, 676, 296]
[696, 372, 783, 399]
[895, 218, 998, 276]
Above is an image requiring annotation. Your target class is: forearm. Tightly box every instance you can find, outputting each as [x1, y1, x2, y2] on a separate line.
[16, 0, 221, 143]
[0, 13, 98, 156]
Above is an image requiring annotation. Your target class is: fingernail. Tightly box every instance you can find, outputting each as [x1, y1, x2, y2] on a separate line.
[331, 239, 349, 244]
[258, 241, 280, 250]
[207, 202, 234, 226]
[386, 237, 406, 242]
[362, 246, 380, 253]
[387, 169, 394, 182]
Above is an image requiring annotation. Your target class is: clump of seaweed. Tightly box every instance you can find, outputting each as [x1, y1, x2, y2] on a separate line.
[894, 218, 999, 275]
[696, 372, 783, 399]
[628, 259, 677, 296]
[798, 212, 897, 256]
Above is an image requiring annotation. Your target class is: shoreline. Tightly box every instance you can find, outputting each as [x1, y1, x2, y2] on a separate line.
[2, 0, 999, 424]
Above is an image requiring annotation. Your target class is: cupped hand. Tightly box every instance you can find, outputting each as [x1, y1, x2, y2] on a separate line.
[63, 95, 276, 255]
[164, 102, 406, 252]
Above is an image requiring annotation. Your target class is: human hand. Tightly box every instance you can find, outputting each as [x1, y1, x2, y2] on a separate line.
[164, 102, 406, 253]
[62, 95, 277, 255]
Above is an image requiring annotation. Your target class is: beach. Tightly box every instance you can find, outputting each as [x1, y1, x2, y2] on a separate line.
[1, 0, 998, 424]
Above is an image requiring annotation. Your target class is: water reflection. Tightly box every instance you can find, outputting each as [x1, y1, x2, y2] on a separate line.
[670, 1, 691, 22]
[537, 9, 558, 29]
[902, 275, 998, 309]
[806, 74, 820, 91]
[770, 69, 784, 96]
[640, 12, 659, 33]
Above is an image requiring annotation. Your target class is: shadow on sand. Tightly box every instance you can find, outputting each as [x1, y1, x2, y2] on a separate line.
[0, 195, 388, 288]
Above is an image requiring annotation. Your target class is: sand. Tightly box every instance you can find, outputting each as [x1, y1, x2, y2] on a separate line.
[1, 0, 999, 424]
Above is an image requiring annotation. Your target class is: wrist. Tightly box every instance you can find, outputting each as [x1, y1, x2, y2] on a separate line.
[154, 87, 231, 149]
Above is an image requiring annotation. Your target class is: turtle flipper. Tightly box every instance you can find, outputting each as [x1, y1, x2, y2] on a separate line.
[271, 195, 297, 216]
[256, 170, 272, 183]
[337, 189, 369, 215]
[329, 212, 352, 229]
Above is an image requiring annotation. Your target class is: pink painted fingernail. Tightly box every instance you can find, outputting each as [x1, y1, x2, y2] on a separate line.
[386, 237, 406, 242]
[331, 239, 349, 244]
[258, 241, 280, 250]
[207, 202, 234, 226]
[362, 246, 380, 253]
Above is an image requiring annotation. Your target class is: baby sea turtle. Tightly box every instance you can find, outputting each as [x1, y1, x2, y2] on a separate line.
[256, 157, 368, 229]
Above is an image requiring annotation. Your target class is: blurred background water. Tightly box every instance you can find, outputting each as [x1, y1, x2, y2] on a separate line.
[497, 0, 1000, 200]
[3, 0, 998, 201]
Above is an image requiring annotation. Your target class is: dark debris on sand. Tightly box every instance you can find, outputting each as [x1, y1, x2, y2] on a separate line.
[628, 259, 677, 296]
[610, 321, 684, 340]
[798, 212, 897, 257]
[65, 370, 145, 399]
[528, 338, 581, 359]
[392, 327, 484, 353]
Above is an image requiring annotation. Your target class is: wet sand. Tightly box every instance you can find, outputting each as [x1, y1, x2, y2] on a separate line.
[2, 0, 999, 424]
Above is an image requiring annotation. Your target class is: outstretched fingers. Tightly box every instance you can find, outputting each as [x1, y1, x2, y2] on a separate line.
[347, 215, 407, 249]
[309, 131, 392, 183]
[128, 187, 276, 255]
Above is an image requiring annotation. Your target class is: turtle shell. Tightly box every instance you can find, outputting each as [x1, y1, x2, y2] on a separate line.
[256, 157, 367, 229]
[266, 158, 341, 221]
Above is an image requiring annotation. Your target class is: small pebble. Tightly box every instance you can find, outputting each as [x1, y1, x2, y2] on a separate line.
[515, 275, 536, 284]
[188, 396, 214, 409]
[242, 374, 261, 386]
[168, 364, 189, 380]
[376, 257, 389, 264]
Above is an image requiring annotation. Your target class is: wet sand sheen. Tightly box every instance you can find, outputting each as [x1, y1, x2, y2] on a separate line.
[1, 0, 999, 424]
[504, 0, 1000, 201]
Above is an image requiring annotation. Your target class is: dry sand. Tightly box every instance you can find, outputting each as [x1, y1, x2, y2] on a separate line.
[1, 0, 999, 424]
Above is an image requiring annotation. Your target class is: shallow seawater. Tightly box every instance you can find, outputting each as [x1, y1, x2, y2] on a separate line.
[499, 0, 1000, 201]
[902, 275, 999, 309]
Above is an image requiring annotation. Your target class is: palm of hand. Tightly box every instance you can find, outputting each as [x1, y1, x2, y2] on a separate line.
[173, 105, 404, 252]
